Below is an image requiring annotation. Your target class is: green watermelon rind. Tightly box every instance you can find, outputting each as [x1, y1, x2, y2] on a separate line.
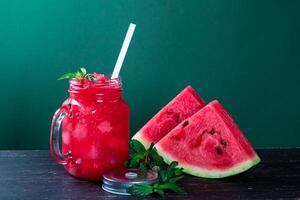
[155, 145, 261, 179]
[131, 131, 151, 149]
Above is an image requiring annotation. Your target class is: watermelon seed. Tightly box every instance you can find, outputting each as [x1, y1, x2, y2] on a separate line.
[216, 146, 223, 155]
[220, 139, 227, 146]
[208, 128, 216, 135]
[174, 114, 180, 123]
[182, 121, 189, 127]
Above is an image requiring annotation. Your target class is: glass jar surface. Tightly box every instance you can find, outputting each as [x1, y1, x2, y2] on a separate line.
[50, 75, 129, 181]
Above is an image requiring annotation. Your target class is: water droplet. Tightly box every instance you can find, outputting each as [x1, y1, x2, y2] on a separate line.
[75, 158, 82, 165]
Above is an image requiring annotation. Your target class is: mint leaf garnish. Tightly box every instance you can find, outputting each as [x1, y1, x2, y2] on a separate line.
[58, 67, 97, 82]
[79, 67, 87, 75]
[58, 73, 77, 80]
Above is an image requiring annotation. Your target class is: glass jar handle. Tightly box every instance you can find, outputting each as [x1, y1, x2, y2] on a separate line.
[50, 107, 68, 165]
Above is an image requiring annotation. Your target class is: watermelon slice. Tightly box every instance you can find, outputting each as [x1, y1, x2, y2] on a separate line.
[132, 86, 206, 148]
[155, 100, 260, 178]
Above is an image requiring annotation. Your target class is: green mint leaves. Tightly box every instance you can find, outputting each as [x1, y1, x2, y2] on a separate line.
[125, 140, 186, 197]
[125, 140, 164, 170]
[128, 184, 153, 196]
[128, 181, 186, 197]
[58, 68, 97, 82]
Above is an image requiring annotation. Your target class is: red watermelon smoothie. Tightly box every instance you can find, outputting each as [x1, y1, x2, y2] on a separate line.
[50, 73, 129, 181]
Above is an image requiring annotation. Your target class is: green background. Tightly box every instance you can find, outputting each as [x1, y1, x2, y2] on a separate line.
[0, 0, 299, 149]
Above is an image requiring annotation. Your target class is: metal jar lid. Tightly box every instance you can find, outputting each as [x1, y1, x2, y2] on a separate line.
[102, 168, 158, 195]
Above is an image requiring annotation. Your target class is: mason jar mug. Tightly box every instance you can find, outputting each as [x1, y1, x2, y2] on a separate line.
[50, 76, 129, 181]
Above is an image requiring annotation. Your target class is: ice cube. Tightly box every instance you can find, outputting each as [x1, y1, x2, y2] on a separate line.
[93, 73, 106, 83]
[73, 123, 88, 140]
[97, 121, 112, 133]
[62, 131, 70, 144]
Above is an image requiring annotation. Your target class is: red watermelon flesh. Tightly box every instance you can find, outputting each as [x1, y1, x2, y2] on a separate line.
[132, 86, 206, 148]
[155, 100, 260, 178]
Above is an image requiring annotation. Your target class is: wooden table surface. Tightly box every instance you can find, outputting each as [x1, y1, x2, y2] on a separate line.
[0, 149, 299, 200]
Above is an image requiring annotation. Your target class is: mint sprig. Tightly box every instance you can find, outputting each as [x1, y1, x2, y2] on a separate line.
[58, 68, 97, 82]
[125, 140, 186, 197]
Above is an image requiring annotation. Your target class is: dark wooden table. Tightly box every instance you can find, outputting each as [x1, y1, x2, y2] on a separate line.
[0, 149, 299, 200]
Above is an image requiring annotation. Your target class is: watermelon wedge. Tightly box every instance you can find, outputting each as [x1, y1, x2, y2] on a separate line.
[155, 100, 260, 178]
[132, 86, 206, 148]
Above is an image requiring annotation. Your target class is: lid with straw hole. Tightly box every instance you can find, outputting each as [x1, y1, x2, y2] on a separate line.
[102, 168, 158, 195]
